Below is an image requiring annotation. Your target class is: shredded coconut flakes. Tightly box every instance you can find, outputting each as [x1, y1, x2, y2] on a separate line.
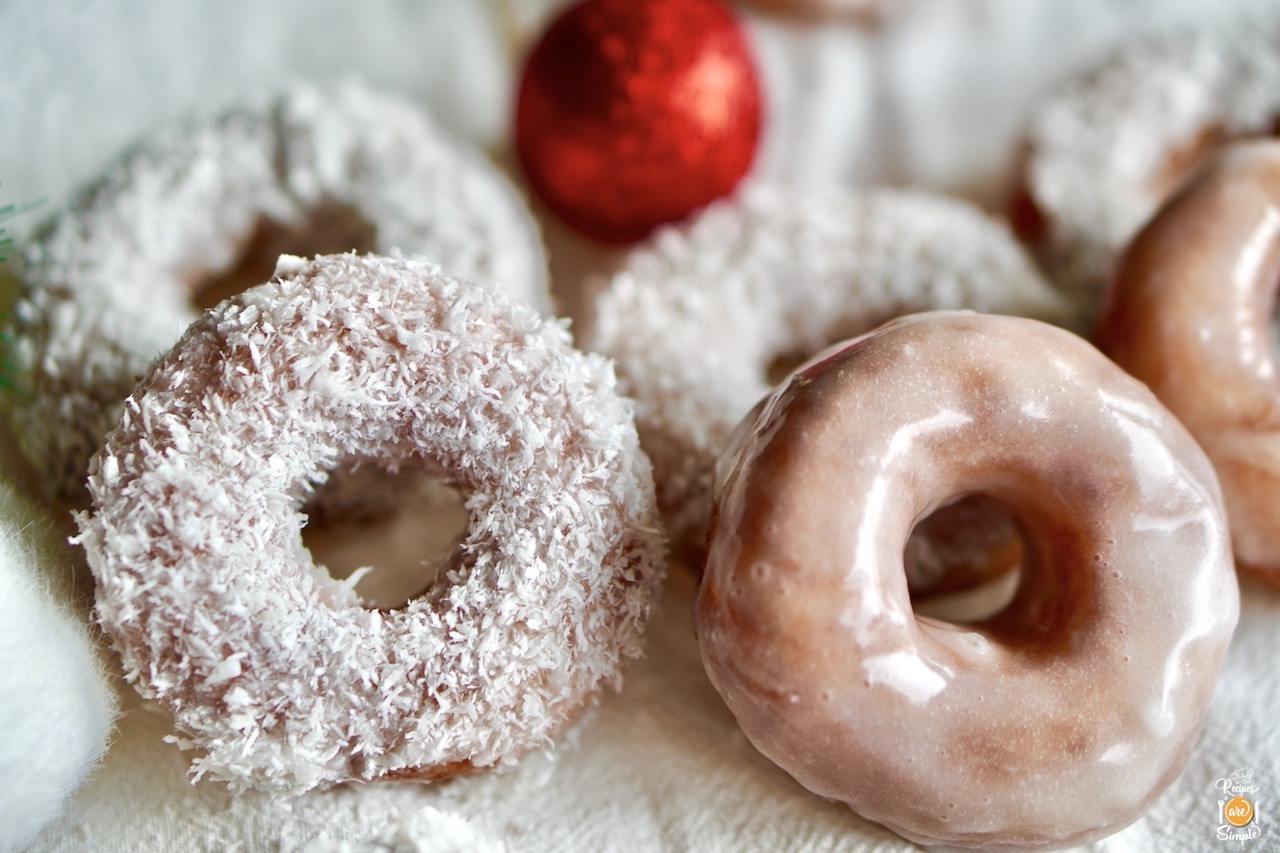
[75, 254, 663, 796]
[1022, 14, 1280, 307]
[585, 183, 1069, 558]
[9, 81, 549, 501]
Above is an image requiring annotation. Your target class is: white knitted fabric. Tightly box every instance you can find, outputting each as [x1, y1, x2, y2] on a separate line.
[25, 569, 1280, 853]
[586, 184, 1069, 559]
[9, 81, 549, 501]
[1020, 12, 1280, 311]
[0, 478, 116, 851]
[75, 254, 664, 795]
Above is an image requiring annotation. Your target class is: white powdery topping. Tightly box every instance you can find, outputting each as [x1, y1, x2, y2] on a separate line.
[1023, 14, 1280, 304]
[9, 80, 548, 500]
[74, 254, 663, 796]
[585, 183, 1067, 555]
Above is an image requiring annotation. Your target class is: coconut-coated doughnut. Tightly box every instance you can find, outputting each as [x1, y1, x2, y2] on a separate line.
[1012, 16, 1280, 315]
[586, 184, 1068, 573]
[1097, 140, 1280, 588]
[697, 312, 1238, 849]
[74, 253, 663, 795]
[9, 81, 548, 502]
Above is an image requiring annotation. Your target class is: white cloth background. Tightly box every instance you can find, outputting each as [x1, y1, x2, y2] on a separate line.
[3, 0, 1279, 849]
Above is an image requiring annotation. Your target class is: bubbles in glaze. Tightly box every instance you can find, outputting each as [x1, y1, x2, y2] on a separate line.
[697, 312, 1238, 850]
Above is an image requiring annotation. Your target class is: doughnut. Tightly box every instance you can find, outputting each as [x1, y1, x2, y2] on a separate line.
[74, 253, 664, 795]
[1097, 140, 1280, 588]
[1011, 15, 1280, 315]
[697, 311, 1239, 849]
[737, 0, 900, 24]
[8, 81, 549, 502]
[585, 184, 1069, 578]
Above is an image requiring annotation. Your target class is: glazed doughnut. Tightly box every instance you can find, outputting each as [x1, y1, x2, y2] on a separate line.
[74, 253, 664, 795]
[697, 312, 1238, 849]
[1097, 140, 1280, 588]
[1012, 16, 1280, 314]
[9, 81, 548, 502]
[585, 184, 1068, 576]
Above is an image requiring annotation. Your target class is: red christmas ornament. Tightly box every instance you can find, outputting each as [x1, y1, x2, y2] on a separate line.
[515, 0, 763, 244]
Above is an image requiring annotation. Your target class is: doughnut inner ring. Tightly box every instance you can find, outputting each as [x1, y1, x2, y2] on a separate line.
[194, 199, 377, 309]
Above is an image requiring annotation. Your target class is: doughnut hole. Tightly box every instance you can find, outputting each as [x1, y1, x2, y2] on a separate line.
[193, 200, 378, 310]
[1009, 123, 1277, 254]
[196, 203, 409, 535]
[906, 495, 1023, 622]
[1167, 120, 1280, 191]
[985, 494, 1104, 653]
[1008, 126, 1230, 251]
[1152, 124, 1226, 202]
[1006, 143, 1048, 247]
[912, 482, 1105, 657]
[765, 319, 900, 388]
[301, 461, 470, 611]
[770, 343, 1025, 604]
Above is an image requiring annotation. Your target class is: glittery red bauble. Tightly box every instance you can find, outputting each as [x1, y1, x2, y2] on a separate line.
[515, 0, 763, 244]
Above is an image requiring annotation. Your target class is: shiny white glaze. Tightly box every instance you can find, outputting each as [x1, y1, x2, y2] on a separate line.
[698, 312, 1238, 849]
[1099, 140, 1280, 587]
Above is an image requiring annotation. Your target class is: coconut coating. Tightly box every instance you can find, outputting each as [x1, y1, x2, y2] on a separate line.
[75, 253, 663, 796]
[1013, 14, 1280, 316]
[586, 184, 1069, 567]
[9, 81, 548, 501]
